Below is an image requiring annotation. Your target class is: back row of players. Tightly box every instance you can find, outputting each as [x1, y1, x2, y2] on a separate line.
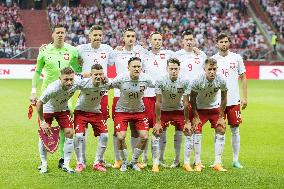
[30, 25, 247, 174]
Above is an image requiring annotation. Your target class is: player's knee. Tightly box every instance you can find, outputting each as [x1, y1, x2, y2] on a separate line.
[64, 129, 74, 138]
[131, 129, 139, 138]
[75, 133, 84, 140]
[116, 133, 126, 141]
[100, 133, 108, 143]
[215, 126, 225, 135]
[140, 137, 148, 146]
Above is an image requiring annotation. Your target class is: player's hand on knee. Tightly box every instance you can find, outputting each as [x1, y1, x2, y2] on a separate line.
[153, 123, 162, 136]
[192, 117, 201, 132]
[183, 122, 192, 136]
[217, 117, 226, 128]
[241, 99, 247, 110]
[40, 121, 52, 136]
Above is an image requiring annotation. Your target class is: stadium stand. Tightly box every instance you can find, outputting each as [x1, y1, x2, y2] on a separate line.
[47, 0, 268, 60]
[0, 3, 26, 58]
[260, 0, 283, 39]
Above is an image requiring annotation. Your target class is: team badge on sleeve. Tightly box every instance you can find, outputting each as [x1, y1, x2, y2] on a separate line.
[140, 85, 146, 92]
[101, 52, 106, 59]
[38, 126, 60, 153]
[64, 53, 70, 60]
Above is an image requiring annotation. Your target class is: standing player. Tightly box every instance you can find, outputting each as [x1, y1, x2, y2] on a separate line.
[142, 31, 174, 167]
[152, 58, 191, 172]
[30, 24, 81, 169]
[111, 57, 153, 172]
[212, 33, 247, 168]
[190, 58, 228, 172]
[75, 25, 113, 166]
[36, 67, 81, 174]
[108, 28, 148, 169]
[73, 64, 109, 173]
[170, 30, 207, 168]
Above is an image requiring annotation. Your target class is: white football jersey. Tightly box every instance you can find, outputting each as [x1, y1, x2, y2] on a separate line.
[174, 49, 207, 82]
[155, 74, 190, 111]
[109, 45, 148, 97]
[191, 73, 227, 109]
[75, 78, 109, 113]
[144, 50, 174, 97]
[111, 72, 154, 112]
[77, 43, 113, 75]
[212, 51, 246, 106]
[40, 77, 82, 113]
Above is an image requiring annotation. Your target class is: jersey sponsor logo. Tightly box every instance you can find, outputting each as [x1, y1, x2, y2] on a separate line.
[160, 53, 165, 59]
[101, 52, 106, 59]
[214, 87, 219, 92]
[64, 53, 70, 60]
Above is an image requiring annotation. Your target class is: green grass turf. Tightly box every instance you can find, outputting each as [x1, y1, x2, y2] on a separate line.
[0, 80, 283, 189]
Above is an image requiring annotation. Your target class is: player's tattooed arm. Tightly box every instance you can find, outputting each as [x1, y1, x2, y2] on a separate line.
[217, 90, 227, 127]
[240, 73, 247, 110]
[183, 94, 192, 136]
[36, 100, 51, 136]
[153, 94, 163, 136]
[190, 91, 201, 131]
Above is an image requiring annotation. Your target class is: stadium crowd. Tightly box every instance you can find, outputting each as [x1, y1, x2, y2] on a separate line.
[260, 0, 284, 39]
[0, 2, 26, 58]
[47, 0, 268, 60]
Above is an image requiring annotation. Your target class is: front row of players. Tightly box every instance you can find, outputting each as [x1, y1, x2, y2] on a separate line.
[36, 57, 228, 174]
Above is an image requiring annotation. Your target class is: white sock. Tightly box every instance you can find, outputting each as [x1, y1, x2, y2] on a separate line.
[130, 137, 139, 154]
[74, 133, 84, 164]
[131, 148, 143, 164]
[174, 131, 182, 163]
[142, 139, 148, 164]
[183, 135, 193, 165]
[214, 134, 225, 165]
[159, 130, 167, 162]
[113, 135, 120, 161]
[151, 136, 160, 165]
[194, 134, 202, 164]
[38, 139, 47, 166]
[82, 128, 87, 164]
[64, 137, 74, 167]
[118, 149, 128, 164]
[95, 133, 108, 164]
[231, 127, 240, 162]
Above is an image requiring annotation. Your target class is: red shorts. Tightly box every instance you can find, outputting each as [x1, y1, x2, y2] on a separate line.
[112, 97, 119, 120]
[143, 97, 156, 128]
[195, 108, 221, 133]
[42, 111, 73, 129]
[74, 110, 108, 136]
[156, 110, 185, 131]
[100, 95, 109, 121]
[114, 112, 149, 132]
[225, 105, 242, 126]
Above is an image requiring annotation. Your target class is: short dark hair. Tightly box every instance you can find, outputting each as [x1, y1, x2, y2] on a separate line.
[89, 25, 103, 33]
[91, 63, 103, 70]
[124, 28, 135, 34]
[204, 58, 217, 68]
[167, 58, 180, 66]
[60, 67, 74, 75]
[216, 32, 231, 42]
[51, 24, 66, 33]
[128, 57, 141, 66]
[181, 30, 195, 39]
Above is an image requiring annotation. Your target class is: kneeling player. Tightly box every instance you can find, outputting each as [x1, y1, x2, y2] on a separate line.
[152, 58, 192, 172]
[111, 57, 154, 172]
[36, 67, 82, 174]
[190, 58, 228, 172]
[73, 64, 109, 173]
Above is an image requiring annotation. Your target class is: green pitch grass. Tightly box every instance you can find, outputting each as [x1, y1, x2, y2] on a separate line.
[0, 80, 283, 189]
